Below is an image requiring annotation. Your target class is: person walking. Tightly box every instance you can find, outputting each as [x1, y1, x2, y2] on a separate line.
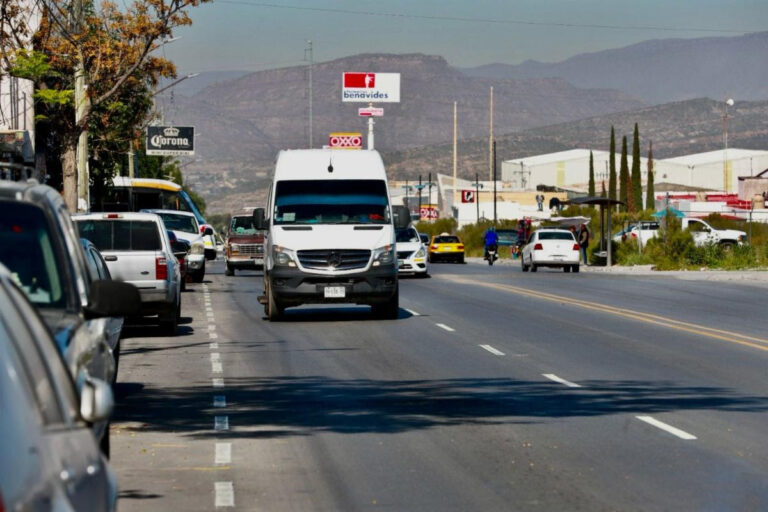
[535, 193, 544, 211]
[578, 224, 590, 265]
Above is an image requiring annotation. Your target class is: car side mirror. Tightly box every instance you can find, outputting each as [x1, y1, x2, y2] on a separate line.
[85, 280, 141, 319]
[392, 205, 411, 229]
[203, 227, 214, 236]
[252, 207, 266, 231]
[80, 376, 114, 423]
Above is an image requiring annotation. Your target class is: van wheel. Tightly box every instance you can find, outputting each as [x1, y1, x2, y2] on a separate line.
[266, 283, 283, 321]
[225, 263, 234, 276]
[372, 288, 399, 319]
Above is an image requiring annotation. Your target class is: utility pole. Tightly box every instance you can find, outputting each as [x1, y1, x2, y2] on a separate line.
[471, 172, 484, 223]
[418, 174, 423, 221]
[427, 171, 433, 221]
[488, 86, 494, 181]
[492, 139, 497, 225]
[722, 98, 734, 193]
[453, 101, 457, 207]
[305, 40, 313, 148]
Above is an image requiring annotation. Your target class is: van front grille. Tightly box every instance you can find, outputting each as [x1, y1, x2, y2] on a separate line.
[297, 249, 371, 270]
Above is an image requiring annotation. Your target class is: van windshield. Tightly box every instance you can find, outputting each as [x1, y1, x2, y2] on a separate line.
[274, 180, 390, 225]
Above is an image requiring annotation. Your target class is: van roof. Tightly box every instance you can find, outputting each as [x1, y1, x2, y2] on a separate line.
[275, 149, 386, 181]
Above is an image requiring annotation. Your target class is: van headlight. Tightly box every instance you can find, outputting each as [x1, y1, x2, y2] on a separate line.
[230, 243, 240, 253]
[372, 245, 394, 267]
[414, 247, 426, 259]
[273, 245, 297, 267]
[190, 242, 205, 255]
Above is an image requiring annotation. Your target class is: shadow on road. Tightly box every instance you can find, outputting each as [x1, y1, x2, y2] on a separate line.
[113, 375, 768, 440]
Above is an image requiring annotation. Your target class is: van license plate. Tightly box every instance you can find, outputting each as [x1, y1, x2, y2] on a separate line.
[324, 286, 345, 298]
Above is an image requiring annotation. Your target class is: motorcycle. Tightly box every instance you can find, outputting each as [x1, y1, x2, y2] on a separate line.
[484, 243, 499, 266]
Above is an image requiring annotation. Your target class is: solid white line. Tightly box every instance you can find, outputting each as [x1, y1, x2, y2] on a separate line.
[214, 416, 229, 431]
[212, 361, 223, 373]
[215, 443, 231, 465]
[213, 395, 226, 408]
[210, 353, 221, 362]
[215, 481, 234, 507]
[636, 416, 697, 440]
[209, 342, 219, 349]
[405, 308, 421, 316]
[542, 373, 582, 388]
[479, 344, 505, 356]
[212, 378, 224, 388]
[435, 323, 455, 332]
[209, 332, 219, 340]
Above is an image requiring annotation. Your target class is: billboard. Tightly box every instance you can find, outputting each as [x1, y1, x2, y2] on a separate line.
[146, 126, 194, 156]
[342, 73, 400, 103]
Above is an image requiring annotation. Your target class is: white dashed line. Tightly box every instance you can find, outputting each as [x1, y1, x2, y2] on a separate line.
[405, 308, 421, 316]
[210, 353, 221, 362]
[212, 361, 223, 373]
[215, 443, 231, 465]
[214, 416, 229, 431]
[435, 323, 455, 332]
[212, 378, 225, 388]
[213, 395, 227, 408]
[636, 416, 697, 440]
[215, 481, 234, 507]
[210, 342, 219, 349]
[208, 325, 217, 332]
[209, 332, 219, 340]
[479, 344, 505, 356]
[542, 373, 582, 388]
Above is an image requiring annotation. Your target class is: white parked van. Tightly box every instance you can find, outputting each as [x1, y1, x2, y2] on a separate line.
[254, 149, 405, 320]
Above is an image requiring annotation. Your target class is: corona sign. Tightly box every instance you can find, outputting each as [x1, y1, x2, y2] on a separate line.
[328, 132, 363, 149]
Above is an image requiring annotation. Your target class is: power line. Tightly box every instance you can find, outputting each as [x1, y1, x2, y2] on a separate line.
[216, 1, 756, 34]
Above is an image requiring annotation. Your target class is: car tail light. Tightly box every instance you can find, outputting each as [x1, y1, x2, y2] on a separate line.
[457, 244, 464, 250]
[534, 243, 543, 250]
[431, 245, 438, 250]
[631, 232, 637, 238]
[573, 244, 580, 251]
[104, 213, 120, 219]
[156, 256, 168, 280]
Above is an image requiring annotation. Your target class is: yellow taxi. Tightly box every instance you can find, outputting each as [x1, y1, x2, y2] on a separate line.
[427, 233, 465, 263]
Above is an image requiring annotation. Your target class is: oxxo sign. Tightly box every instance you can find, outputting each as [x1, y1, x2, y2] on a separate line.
[328, 132, 363, 149]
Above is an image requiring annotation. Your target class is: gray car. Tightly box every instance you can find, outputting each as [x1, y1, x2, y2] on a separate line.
[0, 263, 117, 511]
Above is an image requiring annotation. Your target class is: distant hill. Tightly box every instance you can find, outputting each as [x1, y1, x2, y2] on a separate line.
[463, 32, 768, 104]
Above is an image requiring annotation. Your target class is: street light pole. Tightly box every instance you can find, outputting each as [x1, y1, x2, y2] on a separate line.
[492, 139, 497, 225]
[471, 172, 484, 223]
[723, 98, 734, 193]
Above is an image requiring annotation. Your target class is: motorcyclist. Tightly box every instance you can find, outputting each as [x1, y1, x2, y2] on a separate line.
[484, 226, 499, 260]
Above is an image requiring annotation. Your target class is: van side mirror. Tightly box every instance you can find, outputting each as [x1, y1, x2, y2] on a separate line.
[80, 376, 114, 423]
[392, 205, 411, 229]
[203, 227, 214, 236]
[85, 280, 141, 319]
[253, 207, 266, 230]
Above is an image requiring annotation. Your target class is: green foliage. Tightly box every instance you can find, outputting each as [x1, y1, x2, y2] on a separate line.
[608, 126, 617, 201]
[646, 142, 655, 210]
[34, 88, 73, 106]
[588, 150, 595, 201]
[619, 135, 629, 211]
[207, 213, 232, 234]
[631, 124, 642, 212]
[9, 50, 55, 81]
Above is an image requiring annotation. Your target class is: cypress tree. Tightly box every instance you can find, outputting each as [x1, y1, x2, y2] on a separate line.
[631, 123, 642, 211]
[646, 141, 655, 210]
[608, 126, 616, 202]
[588, 150, 595, 202]
[601, 180, 606, 198]
[619, 135, 630, 211]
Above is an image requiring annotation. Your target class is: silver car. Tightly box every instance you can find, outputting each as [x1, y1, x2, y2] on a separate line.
[0, 263, 117, 511]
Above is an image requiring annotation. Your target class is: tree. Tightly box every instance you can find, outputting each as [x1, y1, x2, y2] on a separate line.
[608, 126, 616, 203]
[5, 0, 211, 211]
[619, 135, 630, 211]
[646, 141, 655, 210]
[631, 123, 642, 212]
[588, 150, 595, 201]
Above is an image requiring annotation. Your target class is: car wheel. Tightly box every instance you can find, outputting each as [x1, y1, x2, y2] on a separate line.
[193, 261, 206, 283]
[459, 255, 465, 264]
[100, 425, 111, 458]
[564, 265, 571, 273]
[720, 241, 735, 252]
[530, 260, 538, 272]
[160, 301, 179, 335]
[572, 264, 580, 273]
[521, 261, 528, 272]
[180, 276, 186, 291]
[372, 287, 399, 319]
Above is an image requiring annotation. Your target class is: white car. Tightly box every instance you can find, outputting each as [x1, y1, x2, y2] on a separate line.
[613, 221, 660, 244]
[395, 226, 428, 277]
[142, 209, 208, 282]
[521, 228, 581, 273]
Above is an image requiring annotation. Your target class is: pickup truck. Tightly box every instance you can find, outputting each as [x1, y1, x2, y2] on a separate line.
[681, 218, 747, 248]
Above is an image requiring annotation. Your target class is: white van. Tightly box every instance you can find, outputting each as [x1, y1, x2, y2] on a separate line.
[254, 149, 406, 320]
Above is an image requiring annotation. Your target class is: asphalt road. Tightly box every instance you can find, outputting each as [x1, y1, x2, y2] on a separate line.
[112, 259, 768, 511]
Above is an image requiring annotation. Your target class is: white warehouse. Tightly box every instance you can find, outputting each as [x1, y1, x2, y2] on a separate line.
[655, 149, 768, 194]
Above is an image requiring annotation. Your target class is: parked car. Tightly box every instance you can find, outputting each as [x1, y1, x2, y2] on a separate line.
[167, 230, 191, 291]
[74, 212, 182, 334]
[613, 221, 660, 244]
[428, 233, 465, 263]
[0, 181, 140, 455]
[225, 212, 265, 275]
[681, 217, 747, 248]
[142, 209, 208, 282]
[0, 263, 118, 512]
[395, 225, 428, 276]
[521, 228, 581, 273]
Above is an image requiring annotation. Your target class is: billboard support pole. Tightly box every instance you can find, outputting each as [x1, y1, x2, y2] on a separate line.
[367, 103, 375, 150]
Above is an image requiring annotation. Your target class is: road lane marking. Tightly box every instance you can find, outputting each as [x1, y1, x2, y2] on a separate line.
[636, 416, 697, 440]
[439, 275, 768, 352]
[479, 344, 505, 356]
[436, 323, 455, 332]
[208, 325, 217, 331]
[214, 416, 229, 431]
[405, 308, 421, 316]
[213, 395, 226, 408]
[210, 342, 219, 349]
[209, 332, 219, 340]
[542, 373, 582, 388]
[215, 443, 231, 464]
[215, 481, 234, 507]
[212, 378, 224, 388]
[210, 353, 221, 362]
[212, 361, 223, 373]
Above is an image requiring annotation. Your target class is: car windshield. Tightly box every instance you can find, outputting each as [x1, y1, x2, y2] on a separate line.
[230, 216, 257, 235]
[0, 202, 67, 308]
[76, 220, 162, 251]
[396, 227, 420, 243]
[158, 212, 198, 234]
[274, 180, 390, 225]
[434, 236, 460, 244]
[539, 231, 574, 241]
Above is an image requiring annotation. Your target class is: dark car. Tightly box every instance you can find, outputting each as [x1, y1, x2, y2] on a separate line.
[0, 181, 140, 454]
[0, 263, 117, 511]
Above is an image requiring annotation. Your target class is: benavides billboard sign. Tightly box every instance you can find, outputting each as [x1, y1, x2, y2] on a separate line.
[342, 73, 400, 103]
[146, 126, 195, 156]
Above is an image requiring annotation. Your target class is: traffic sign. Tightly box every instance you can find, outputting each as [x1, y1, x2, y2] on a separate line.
[358, 107, 384, 117]
[328, 132, 363, 149]
[461, 190, 475, 203]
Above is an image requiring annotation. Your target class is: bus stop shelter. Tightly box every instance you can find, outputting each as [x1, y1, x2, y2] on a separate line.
[565, 196, 625, 266]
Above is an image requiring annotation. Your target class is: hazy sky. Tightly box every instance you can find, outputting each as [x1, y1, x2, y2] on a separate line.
[162, 0, 768, 73]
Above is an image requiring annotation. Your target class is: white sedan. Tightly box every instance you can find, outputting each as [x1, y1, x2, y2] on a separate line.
[521, 228, 581, 273]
